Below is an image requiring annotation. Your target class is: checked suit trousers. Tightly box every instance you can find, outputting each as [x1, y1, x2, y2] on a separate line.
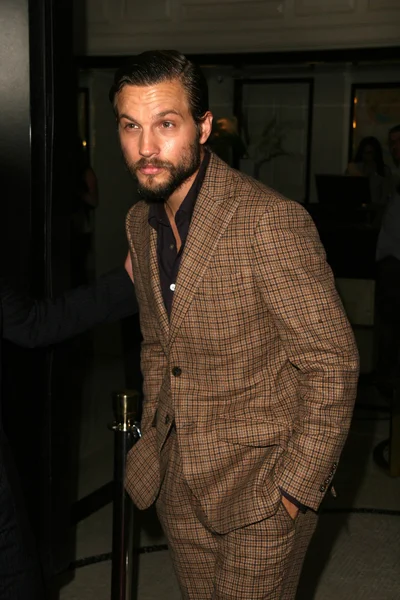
[156, 428, 318, 600]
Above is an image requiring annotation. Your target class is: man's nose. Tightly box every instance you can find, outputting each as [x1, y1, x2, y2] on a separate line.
[139, 131, 159, 158]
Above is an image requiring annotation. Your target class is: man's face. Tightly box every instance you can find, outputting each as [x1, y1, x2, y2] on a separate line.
[389, 131, 400, 165]
[115, 79, 212, 203]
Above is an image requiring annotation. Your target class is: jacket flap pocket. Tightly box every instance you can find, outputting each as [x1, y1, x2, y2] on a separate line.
[216, 418, 290, 448]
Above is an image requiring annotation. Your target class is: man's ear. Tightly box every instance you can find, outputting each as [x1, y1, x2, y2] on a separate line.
[199, 111, 213, 145]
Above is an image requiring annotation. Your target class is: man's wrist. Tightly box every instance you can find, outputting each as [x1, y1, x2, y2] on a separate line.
[281, 494, 299, 520]
[280, 488, 307, 513]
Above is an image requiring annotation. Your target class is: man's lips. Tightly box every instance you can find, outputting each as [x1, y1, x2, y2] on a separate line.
[139, 166, 165, 175]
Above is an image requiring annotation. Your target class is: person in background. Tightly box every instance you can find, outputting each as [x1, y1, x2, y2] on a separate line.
[0, 262, 136, 599]
[346, 136, 392, 205]
[374, 191, 400, 397]
[207, 116, 247, 167]
[388, 124, 400, 194]
[70, 138, 99, 286]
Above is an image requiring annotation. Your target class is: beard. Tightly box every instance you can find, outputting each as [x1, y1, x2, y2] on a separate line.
[126, 134, 201, 205]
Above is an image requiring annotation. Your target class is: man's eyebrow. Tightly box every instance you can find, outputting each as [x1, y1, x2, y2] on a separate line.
[118, 110, 183, 122]
[154, 109, 183, 119]
[118, 113, 137, 122]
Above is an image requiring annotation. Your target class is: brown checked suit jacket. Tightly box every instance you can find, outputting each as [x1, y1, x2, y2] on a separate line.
[125, 153, 359, 534]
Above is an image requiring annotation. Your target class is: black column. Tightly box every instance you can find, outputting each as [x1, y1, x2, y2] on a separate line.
[0, 0, 77, 586]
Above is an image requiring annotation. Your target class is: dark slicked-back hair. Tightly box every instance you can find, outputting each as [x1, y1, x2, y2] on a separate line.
[109, 50, 209, 124]
[354, 135, 386, 177]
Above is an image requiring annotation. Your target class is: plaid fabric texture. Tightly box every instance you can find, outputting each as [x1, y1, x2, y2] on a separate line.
[125, 152, 359, 532]
[156, 428, 318, 599]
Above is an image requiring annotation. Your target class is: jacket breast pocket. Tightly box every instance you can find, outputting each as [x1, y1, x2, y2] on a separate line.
[192, 272, 257, 346]
[195, 270, 257, 323]
[197, 270, 253, 296]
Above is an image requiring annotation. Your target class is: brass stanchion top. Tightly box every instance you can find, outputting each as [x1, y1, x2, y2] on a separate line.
[112, 389, 141, 430]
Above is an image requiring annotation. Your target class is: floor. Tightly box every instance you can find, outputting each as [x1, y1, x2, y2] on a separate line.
[53, 353, 400, 600]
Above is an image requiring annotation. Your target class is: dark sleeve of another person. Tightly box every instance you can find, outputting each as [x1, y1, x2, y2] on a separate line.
[1, 267, 138, 348]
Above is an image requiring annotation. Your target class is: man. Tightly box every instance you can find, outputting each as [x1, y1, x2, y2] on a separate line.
[0, 265, 136, 599]
[388, 124, 400, 194]
[113, 50, 360, 599]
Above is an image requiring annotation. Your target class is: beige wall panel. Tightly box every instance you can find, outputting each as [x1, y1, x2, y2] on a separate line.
[295, 0, 355, 16]
[368, 0, 400, 10]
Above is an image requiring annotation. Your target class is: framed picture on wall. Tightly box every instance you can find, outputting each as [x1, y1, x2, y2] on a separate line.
[233, 78, 314, 204]
[349, 83, 400, 171]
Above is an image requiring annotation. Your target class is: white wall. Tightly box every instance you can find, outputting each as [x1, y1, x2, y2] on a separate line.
[200, 62, 400, 202]
[309, 62, 400, 202]
[76, 0, 400, 56]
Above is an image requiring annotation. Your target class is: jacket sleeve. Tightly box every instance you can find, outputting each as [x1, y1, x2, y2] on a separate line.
[1, 267, 137, 348]
[127, 231, 167, 435]
[252, 199, 359, 511]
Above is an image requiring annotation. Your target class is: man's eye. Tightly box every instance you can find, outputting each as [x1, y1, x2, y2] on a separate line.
[124, 123, 138, 130]
[161, 121, 174, 129]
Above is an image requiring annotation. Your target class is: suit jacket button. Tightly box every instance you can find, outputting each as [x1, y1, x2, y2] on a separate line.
[172, 366, 182, 377]
[320, 484, 326, 493]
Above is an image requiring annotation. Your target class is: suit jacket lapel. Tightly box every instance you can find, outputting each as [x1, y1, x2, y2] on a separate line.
[169, 155, 240, 347]
[143, 222, 170, 353]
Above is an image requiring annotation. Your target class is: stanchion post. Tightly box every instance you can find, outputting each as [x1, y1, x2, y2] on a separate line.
[109, 390, 141, 600]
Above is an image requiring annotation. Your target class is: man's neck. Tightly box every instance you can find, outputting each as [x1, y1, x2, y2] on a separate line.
[165, 174, 198, 217]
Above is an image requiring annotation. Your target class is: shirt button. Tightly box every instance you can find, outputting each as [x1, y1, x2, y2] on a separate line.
[172, 366, 182, 377]
[169, 244, 175, 250]
[170, 283, 176, 291]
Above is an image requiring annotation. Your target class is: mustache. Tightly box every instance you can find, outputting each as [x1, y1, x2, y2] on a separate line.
[133, 158, 173, 170]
